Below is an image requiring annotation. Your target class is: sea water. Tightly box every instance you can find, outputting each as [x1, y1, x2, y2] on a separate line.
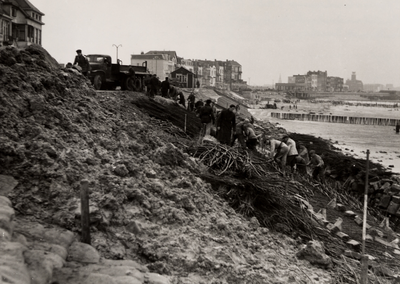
[250, 109, 400, 174]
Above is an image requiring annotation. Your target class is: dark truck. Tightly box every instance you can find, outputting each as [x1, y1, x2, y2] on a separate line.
[86, 54, 149, 91]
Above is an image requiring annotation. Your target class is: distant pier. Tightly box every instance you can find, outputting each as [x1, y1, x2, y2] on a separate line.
[271, 112, 400, 126]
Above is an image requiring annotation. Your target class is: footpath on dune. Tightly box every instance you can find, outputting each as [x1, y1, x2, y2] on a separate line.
[0, 44, 399, 284]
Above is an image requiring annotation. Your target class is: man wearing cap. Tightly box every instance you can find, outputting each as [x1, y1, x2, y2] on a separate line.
[73, 49, 90, 77]
[216, 104, 236, 145]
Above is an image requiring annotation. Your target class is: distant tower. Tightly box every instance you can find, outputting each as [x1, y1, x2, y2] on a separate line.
[278, 74, 282, 83]
[351, 72, 356, 81]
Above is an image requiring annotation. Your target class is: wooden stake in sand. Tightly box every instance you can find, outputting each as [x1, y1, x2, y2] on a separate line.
[80, 179, 91, 245]
[184, 114, 187, 133]
[361, 149, 370, 284]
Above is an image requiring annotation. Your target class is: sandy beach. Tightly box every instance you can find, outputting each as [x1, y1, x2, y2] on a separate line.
[250, 100, 400, 174]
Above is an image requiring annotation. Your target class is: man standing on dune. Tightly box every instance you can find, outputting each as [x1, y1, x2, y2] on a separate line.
[217, 105, 236, 145]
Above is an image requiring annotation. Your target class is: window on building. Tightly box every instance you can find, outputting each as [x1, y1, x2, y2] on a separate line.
[11, 7, 16, 17]
[28, 26, 34, 42]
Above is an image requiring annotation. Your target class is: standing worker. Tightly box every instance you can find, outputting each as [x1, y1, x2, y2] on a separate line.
[161, 77, 170, 98]
[195, 99, 204, 115]
[73, 49, 90, 77]
[296, 143, 309, 175]
[216, 105, 236, 145]
[177, 90, 186, 108]
[169, 86, 178, 101]
[308, 150, 325, 182]
[187, 92, 196, 112]
[198, 99, 215, 137]
[149, 74, 160, 99]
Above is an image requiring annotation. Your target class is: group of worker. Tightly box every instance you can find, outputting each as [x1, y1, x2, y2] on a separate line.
[263, 135, 325, 181]
[145, 76, 186, 106]
[195, 100, 325, 181]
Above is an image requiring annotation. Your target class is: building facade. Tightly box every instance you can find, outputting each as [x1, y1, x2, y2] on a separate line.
[131, 50, 178, 80]
[306, 70, 327, 92]
[277, 70, 343, 93]
[326, 76, 344, 92]
[130, 49, 244, 90]
[345, 72, 363, 92]
[1, 0, 44, 47]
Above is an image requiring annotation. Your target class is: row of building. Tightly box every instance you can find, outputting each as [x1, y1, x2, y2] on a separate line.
[0, 0, 44, 48]
[275, 71, 365, 93]
[131, 51, 245, 89]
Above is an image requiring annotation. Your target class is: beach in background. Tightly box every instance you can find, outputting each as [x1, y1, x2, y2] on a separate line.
[250, 100, 400, 174]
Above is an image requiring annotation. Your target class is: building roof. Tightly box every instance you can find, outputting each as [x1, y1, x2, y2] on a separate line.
[5, 0, 44, 15]
[171, 66, 194, 75]
[16, 0, 44, 14]
[131, 54, 168, 60]
[146, 50, 177, 58]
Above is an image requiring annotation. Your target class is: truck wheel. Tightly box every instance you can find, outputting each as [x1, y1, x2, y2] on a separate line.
[134, 78, 142, 91]
[124, 77, 135, 91]
[93, 74, 104, 90]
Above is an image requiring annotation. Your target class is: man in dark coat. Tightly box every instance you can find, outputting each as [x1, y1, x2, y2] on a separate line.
[199, 99, 215, 136]
[194, 99, 204, 115]
[73, 49, 90, 76]
[187, 92, 196, 112]
[177, 91, 186, 107]
[149, 74, 160, 98]
[169, 86, 178, 101]
[217, 104, 236, 145]
[161, 77, 170, 98]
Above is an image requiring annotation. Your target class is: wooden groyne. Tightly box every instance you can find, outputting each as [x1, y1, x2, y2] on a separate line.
[271, 112, 400, 126]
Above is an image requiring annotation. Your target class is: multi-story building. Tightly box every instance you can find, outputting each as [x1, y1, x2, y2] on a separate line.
[0, 0, 44, 47]
[277, 71, 343, 93]
[326, 76, 344, 92]
[193, 59, 217, 87]
[306, 70, 327, 92]
[130, 50, 244, 89]
[345, 72, 363, 92]
[131, 50, 178, 80]
[227, 60, 242, 83]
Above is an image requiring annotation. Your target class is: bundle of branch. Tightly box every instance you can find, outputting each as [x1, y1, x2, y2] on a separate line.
[188, 143, 268, 177]
[201, 173, 321, 239]
[134, 96, 201, 138]
[148, 117, 192, 140]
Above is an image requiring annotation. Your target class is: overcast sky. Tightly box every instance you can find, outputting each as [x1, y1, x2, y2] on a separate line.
[32, 0, 400, 87]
